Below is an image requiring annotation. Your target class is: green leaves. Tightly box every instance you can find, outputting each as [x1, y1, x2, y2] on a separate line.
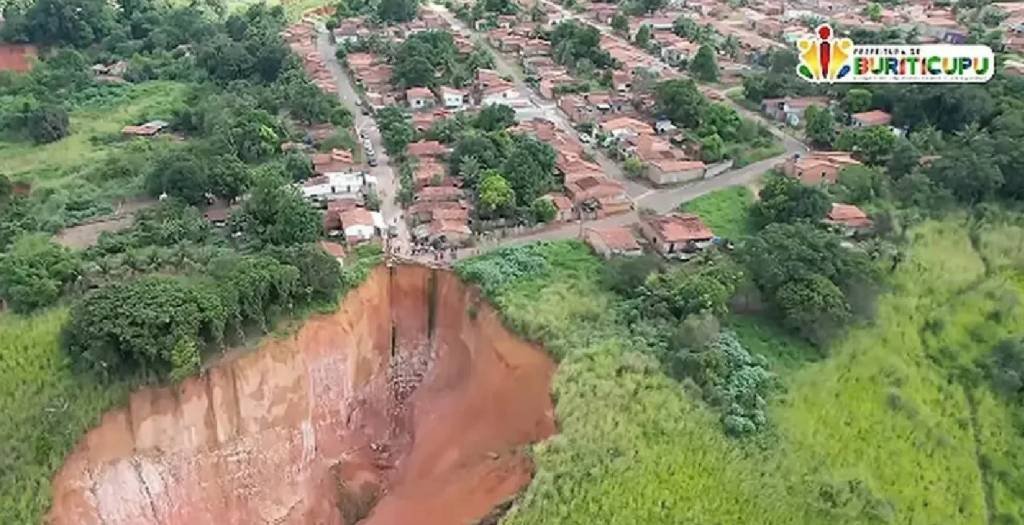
[0, 235, 79, 313]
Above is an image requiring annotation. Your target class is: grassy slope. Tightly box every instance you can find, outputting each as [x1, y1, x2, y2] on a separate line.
[475, 218, 1024, 524]
[0, 81, 187, 187]
[0, 309, 132, 523]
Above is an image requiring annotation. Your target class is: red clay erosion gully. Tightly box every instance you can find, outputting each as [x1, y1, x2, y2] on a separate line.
[48, 265, 557, 525]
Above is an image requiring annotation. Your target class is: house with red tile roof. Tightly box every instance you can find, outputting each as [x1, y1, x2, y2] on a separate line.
[585, 227, 642, 258]
[825, 203, 874, 235]
[406, 87, 436, 110]
[565, 175, 631, 217]
[782, 152, 862, 185]
[542, 193, 576, 222]
[407, 140, 450, 159]
[639, 213, 715, 259]
[850, 109, 893, 128]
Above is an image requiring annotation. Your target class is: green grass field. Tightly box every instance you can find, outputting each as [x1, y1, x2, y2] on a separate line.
[458, 216, 1024, 524]
[679, 186, 756, 239]
[0, 81, 187, 185]
[0, 309, 133, 523]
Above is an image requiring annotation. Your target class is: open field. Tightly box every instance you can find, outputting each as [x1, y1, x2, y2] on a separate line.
[0, 81, 186, 231]
[0, 309, 133, 523]
[458, 216, 1024, 524]
[0, 81, 186, 185]
[678, 186, 756, 239]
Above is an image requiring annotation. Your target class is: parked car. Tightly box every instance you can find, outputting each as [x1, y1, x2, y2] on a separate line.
[368, 156, 378, 167]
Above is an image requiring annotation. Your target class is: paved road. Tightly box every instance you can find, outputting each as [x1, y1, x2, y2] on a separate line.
[315, 29, 410, 248]
[428, 2, 648, 198]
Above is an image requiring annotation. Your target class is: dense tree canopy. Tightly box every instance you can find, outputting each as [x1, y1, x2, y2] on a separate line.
[689, 45, 719, 82]
[756, 173, 830, 225]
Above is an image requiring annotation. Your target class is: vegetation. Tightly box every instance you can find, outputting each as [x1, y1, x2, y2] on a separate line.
[679, 186, 755, 239]
[452, 213, 1024, 524]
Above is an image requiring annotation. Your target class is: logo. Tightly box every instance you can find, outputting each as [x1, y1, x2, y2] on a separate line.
[797, 24, 994, 83]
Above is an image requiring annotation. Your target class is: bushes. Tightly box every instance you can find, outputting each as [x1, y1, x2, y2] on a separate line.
[64, 275, 227, 380]
[455, 244, 551, 297]
[0, 235, 80, 313]
[670, 331, 774, 436]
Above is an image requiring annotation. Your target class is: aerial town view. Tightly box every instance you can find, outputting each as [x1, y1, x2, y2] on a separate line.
[2, 0, 1024, 522]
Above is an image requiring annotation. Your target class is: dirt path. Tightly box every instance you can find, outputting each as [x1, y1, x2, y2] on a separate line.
[52, 198, 156, 250]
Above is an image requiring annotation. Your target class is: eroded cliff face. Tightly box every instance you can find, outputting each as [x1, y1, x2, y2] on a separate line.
[48, 265, 556, 525]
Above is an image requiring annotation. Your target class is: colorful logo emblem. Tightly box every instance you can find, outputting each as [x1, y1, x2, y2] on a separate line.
[797, 24, 854, 81]
[796, 24, 994, 84]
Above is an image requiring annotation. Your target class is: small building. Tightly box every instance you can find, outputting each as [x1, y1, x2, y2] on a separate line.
[406, 86, 435, 110]
[543, 193, 575, 222]
[760, 97, 829, 127]
[407, 140, 449, 159]
[782, 152, 861, 185]
[301, 172, 375, 201]
[645, 158, 707, 185]
[318, 240, 347, 263]
[585, 227, 643, 258]
[639, 213, 714, 259]
[339, 207, 384, 243]
[121, 120, 170, 137]
[600, 116, 656, 138]
[850, 109, 893, 129]
[440, 86, 467, 109]
[825, 203, 873, 236]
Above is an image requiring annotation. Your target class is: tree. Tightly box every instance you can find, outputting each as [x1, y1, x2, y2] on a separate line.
[28, 105, 70, 144]
[0, 234, 79, 313]
[836, 126, 897, 165]
[26, 0, 116, 47]
[501, 135, 556, 203]
[739, 222, 876, 343]
[377, 0, 417, 22]
[803, 106, 836, 148]
[756, 172, 829, 225]
[834, 165, 883, 205]
[207, 155, 250, 201]
[623, 157, 647, 179]
[700, 134, 726, 162]
[146, 150, 210, 205]
[474, 104, 516, 132]
[232, 173, 321, 246]
[655, 79, 708, 129]
[842, 88, 873, 114]
[739, 222, 876, 298]
[635, 24, 652, 49]
[775, 274, 852, 345]
[64, 276, 224, 380]
[394, 54, 435, 88]
[885, 137, 920, 179]
[699, 103, 742, 141]
[478, 171, 515, 216]
[689, 44, 719, 82]
[531, 197, 557, 223]
[451, 132, 503, 183]
[376, 106, 413, 155]
[642, 263, 740, 319]
[265, 243, 344, 303]
[611, 12, 629, 33]
[925, 146, 1003, 203]
[864, 2, 882, 22]
[283, 151, 314, 182]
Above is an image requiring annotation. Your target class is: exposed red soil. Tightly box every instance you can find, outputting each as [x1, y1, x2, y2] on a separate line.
[48, 265, 556, 525]
[0, 44, 37, 72]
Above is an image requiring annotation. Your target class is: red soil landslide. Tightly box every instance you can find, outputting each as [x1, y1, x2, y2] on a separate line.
[48, 265, 556, 525]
